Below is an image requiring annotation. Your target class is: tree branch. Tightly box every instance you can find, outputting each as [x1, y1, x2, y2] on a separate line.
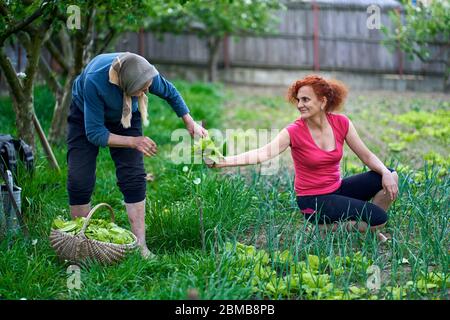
[83, 0, 96, 40]
[409, 46, 449, 65]
[58, 28, 72, 65]
[73, 32, 84, 74]
[16, 31, 31, 52]
[39, 55, 62, 94]
[0, 0, 51, 45]
[96, 28, 117, 55]
[55, 8, 68, 24]
[45, 39, 69, 73]
[0, 47, 25, 102]
[81, 2, 97, 64]
[23, 5, 55, 97]
[0, 0, 10, 19]
[22, 36, 42, 97]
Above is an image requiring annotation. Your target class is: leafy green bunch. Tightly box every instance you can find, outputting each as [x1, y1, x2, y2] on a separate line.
[52, 217, 135, 245]
[192, 136, 225, 164]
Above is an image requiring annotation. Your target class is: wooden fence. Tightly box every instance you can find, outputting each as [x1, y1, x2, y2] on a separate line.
[116, 1, 446, 76]
[1, 1, 448, 93]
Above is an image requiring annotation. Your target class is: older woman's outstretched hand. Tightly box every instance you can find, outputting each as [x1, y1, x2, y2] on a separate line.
[190, 121, 208, 138]
[133, 136, 157, 157]
[182, 113, 208, 138]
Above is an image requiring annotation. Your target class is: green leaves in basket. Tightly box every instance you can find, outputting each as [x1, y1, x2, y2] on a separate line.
[52, 216, 135, 245]
[52, 217, 77, 232]
[52, 216, 67, 230]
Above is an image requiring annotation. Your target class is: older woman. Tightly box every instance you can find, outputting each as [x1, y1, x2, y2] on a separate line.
[67, 52, 207, 258]
[210, 75, 398, 241]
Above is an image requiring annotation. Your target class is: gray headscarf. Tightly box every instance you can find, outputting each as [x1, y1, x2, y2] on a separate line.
[110, 52, 159, 128]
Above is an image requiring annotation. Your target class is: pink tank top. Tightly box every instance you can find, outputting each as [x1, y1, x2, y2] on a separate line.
[286, 113, 350, 196]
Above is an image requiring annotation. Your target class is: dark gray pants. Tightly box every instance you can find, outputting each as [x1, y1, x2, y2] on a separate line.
[66, 102, 146, 205]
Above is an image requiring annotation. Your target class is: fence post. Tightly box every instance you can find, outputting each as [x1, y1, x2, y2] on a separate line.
[223, 34, 230, 70]
[312, 0, 320, 72]
[138, 28, 145, 56]
[395, 8, 403, 77]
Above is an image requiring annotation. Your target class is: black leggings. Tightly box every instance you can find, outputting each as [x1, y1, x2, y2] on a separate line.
[66, 101, 146, 205]
[297, 169, 395, 226]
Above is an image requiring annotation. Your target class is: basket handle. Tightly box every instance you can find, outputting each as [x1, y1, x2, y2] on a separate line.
[78, 203, 115, 236]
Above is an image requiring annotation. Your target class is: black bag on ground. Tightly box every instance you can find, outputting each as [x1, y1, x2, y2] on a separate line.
[0, 134, 34, 178]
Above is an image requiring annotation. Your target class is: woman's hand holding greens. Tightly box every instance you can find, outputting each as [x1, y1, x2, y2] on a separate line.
[182, 113, 208, 138]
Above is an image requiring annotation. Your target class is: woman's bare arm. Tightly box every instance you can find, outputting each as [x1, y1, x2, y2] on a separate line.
[345, 120, 398, 200]
[214, 129, 291, 168]
[345, 120, 390, 175]
[107, 133, 157, 157]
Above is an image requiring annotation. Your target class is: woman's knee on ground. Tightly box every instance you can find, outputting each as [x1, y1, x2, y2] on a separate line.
[368, 210, 388, 229]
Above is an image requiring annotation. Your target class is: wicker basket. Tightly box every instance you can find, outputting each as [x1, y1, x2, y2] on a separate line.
[49, 203, 138, 265]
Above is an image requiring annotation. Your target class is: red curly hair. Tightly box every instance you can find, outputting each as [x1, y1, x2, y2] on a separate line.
[287, 75, 348, 112]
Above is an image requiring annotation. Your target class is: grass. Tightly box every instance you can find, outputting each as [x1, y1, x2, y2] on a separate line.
[0, 82, 448, 300]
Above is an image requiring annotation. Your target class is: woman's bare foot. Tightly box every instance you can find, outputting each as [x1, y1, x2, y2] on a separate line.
[140, 245, 156, 260]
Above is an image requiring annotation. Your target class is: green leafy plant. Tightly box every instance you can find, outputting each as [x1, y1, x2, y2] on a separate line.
[382, 0, 450, 89]
[52, 216, 135, 245]
[222, 241, 377, 300]
[192, 136, 225, 164]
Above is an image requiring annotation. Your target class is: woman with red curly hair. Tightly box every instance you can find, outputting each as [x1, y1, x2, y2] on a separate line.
[210, 75, 398, 241]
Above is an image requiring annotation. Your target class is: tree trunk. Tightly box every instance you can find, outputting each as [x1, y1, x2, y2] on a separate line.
[207, 36, 221, 82]
[21, 34, 46, 151]
[46, 26, 85, 145]
[0, 46, 36, 151]
[48, 72, 76, 144]
[0, 2, 59, 169]
[12, 94, 36, 151]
